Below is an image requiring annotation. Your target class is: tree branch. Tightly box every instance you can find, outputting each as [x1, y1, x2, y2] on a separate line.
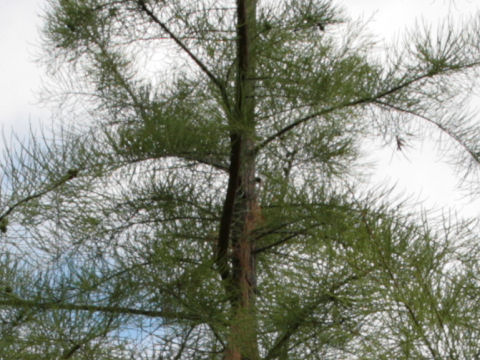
[372, 99, 480, 163]
[0, 169, 79, 222]
[255, 63, 480, 153]
[136, 1, 232, 116]
[62, 344, 81, 359]
[117, 153, 229, 172]
[253, 232, 300, 254]
[358, 211, 440, 359]
[264, 275, 361, 360]
[0, 296, 201, 322]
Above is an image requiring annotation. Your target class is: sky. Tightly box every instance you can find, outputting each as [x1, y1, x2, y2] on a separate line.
[339, 0, 480, 217]
[0, 0, 48, 131]
[1, 0, 480, 218]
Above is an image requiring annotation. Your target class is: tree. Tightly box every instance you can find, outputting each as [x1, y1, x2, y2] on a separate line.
[2, 0, 480, 358]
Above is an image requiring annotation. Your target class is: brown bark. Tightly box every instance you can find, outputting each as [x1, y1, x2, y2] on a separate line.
[219, 0, 259, 359]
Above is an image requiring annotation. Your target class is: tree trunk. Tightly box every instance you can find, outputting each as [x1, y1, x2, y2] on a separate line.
[224, 138, 258, 360]
[220, 0, 258, 359]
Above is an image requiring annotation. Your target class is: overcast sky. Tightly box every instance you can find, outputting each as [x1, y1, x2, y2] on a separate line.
[0, 0, 47, 131]
[1, 0, 480, 217]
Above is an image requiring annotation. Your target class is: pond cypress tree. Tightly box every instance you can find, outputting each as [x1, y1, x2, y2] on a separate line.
[2, 0, 480, 358]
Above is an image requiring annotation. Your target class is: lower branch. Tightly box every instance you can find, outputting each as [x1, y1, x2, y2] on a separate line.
[0, 297, 200, 322]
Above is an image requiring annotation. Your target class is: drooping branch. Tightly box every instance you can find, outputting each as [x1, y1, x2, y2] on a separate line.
[358, 213, 440, 360]
[255, 63, 480, 153]
[372, 99, 480, 163]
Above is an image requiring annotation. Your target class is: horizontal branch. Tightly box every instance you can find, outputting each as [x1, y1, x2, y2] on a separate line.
[118, 153, 229, 172]
[0, 296, 200, 322]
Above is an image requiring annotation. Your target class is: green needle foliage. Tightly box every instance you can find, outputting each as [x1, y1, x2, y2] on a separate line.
[2, 0, 480, 358]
